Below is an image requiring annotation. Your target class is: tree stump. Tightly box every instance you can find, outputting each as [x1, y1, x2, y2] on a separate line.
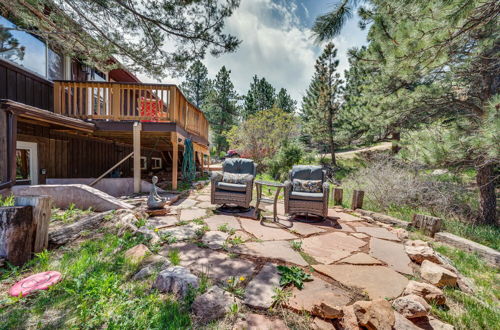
[351, 190, 364, 210]
[333, 188, 343, 205]
[15, 196, 52, 253]
[411, 214, 442, 237]
[0, 206, 35, 266]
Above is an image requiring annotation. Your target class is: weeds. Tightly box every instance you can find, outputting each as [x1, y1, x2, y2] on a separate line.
[51, 203, 92, 224]
[277, 265, 312, 289]
[272, 287, 292, 306]
[0, 194, 15, 207]
[167, 248, 181, 266]
[290, 241, 302, 251]
[224, 276, 246, 298]
[217, 223, 236, 235]
[134, 218, 147, 228]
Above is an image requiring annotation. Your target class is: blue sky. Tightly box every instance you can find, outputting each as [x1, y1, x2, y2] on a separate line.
[147, 0, 369, 104]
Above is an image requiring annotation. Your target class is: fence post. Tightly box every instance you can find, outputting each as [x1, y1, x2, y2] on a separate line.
[351, 190, 364, 209]
[411, 214, 442, 237]
[333, 188, 343, 205]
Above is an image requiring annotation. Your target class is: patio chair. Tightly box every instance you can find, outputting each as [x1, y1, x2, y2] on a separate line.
[211, 158, 256, 210]
[284, 165, 330, 218]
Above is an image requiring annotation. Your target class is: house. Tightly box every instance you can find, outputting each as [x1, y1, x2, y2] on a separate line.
[0, 12, 209, 194]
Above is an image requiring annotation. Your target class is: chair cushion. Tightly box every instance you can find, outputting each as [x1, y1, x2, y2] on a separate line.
[290, 191, 324, 201]
[222, 172, 253, 184]
[216, 182, 247, 192]
[292, 179, 322, 193]
[223, 158, 256, 176]
[290, 165, 324, 181]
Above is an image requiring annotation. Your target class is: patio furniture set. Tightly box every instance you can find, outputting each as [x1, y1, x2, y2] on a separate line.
[210, 158, 330, 221]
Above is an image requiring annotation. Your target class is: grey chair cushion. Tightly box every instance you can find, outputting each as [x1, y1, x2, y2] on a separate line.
[216, 182, 247, 192]
[223, 158, 256, 176]
[290, 191, 324, 201]
[290, 165, 324, 181]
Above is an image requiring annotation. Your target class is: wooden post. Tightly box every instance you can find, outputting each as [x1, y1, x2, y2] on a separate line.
[15, 196, 52, 253]
[411, 214, 442, 237]
[0, 206, 35, 266]
[171, 132, 178, 190]
[112, 84, 121, 120]
[133, 122, 142, 193]
[351, 190, 364, 210]
[333, 188, 343, 205]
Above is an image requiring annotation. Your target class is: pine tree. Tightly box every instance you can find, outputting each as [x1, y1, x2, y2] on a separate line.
[242, 75, 276, 119]
[275, 88, 297, 113]
[204, 66, 239, 155]
[180, 60, 211, 109]
[302, 43, 343, 166]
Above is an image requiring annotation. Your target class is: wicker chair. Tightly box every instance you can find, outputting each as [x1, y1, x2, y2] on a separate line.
[211, 158, 256, 209]
[284, 165, 330, 218]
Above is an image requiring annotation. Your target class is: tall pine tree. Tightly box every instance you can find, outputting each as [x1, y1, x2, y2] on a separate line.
[204, 66, 239, 154]
[242, 75, 276, 119]
[180, 60, 211, 109]
[275, 88, 297, 113]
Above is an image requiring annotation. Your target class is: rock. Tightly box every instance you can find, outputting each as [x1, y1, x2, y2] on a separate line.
[202, 231, 229, 249]
[369, 238, 413, 275]
[244, 263, 280, 309]
[338, 252, 384, 265]
[412, 316, 455, 330]
[403, 280, 446, 305]
[311, 303, 344, 319]
[136, 227, 161, 245]
[240, 219, 297, 241]
[328, 210, 363, 222]
[233, 240, 307, 266]
[420, 260, 458, 288]
[153, 266, 198, 298]
[142, 254, 169, 267]
[124, 244, 151, 264]
[393, 312, 420, 330]
[133, 265, 154, 280]
[405, 245, 441, 264]
[353, 299, 395, 330]
[405, 240, 429, 247]
[392, 294, 430, 318]
[355, 227, 400, 241]
[313, 317, 335, 330]
[392, 228, 409, 240]
[192, 286, 235, 323]
[341, 305, 361, 330]
[286, 276, 352, 315]
[233, 313, 288, 330]
[159, 223, 203, 241]
[302, 232, 366, 264]
[313, 264, 409, 300]
[205, 214, 242, 231]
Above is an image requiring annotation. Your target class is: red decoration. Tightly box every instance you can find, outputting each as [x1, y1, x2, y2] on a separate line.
[9, 271, 62, 297]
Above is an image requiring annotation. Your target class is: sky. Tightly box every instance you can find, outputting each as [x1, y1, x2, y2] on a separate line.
[141, 0, 369, 104]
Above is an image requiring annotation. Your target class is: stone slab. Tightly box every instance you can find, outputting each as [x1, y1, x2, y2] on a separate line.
[233, 241, 308, 266]
[244, 263, 280, 309]
[161, 243, 255, 283]
[202, 231, 229, 249]
[351, 233, 369, 239]
[313, 264, 409, 299]
[233, 313, 288, 330]
[286, 276, 353, 314]
[205, 214, 242, 231]
[355, 227, 400, 241]
[338, 253, 384, 265]
[435, 232, 500, 266]
[302, 232, 366, 264]
[369, 238, 413, 275]
[288, 221, 327, 236]
[172, 198, 199, 209]
[147, 216, 179, 228]
[328, 209, 364, 222]
[241, 219, 297, 241]
[159, 223, 203, 241]
[179, 208, 207, 221]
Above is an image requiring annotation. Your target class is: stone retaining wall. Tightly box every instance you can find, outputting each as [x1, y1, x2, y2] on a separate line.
[435, 232, 500, 267]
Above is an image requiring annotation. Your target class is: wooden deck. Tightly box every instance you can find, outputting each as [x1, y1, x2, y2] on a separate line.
[53, 81, 209, 142]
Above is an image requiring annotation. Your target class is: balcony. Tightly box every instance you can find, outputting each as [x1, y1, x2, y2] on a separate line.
[53, 81, 208, 141]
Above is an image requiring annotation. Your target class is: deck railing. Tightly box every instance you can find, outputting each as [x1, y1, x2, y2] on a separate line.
[53, 81, 208, 141]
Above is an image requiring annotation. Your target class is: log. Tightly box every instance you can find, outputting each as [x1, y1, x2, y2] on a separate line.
[0, 206, 35, 266]
[351, 190, 364, 210]
[333, 188, 343, 205]
[48, 210, 113, 246]
[15, 195, 52, 253]
[411, 214, 442, 237]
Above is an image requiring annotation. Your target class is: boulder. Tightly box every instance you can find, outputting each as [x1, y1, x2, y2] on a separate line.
[133, 265, 154, 281]
[353, 299, 395, 330]
[420, 260, 458, 287]
[313, 317, 335, 330]
[124, 244, 151, 264]
[192, 286, 235, 323]
[412, 316, 455, 330]
[392, 294, 430, 318]
[405, 245, 440, 264]
[153, 266, 198, 298]
[403, 280, 446, 305]
[393, 312, 420, 330]
[311, 302, 344, 319]
[405, 240, 429, 247]
[392, 228, 409, 240]
[341, 305, 361, 330]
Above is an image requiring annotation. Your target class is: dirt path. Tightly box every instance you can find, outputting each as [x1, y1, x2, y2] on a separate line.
[334, 142, 392, 159]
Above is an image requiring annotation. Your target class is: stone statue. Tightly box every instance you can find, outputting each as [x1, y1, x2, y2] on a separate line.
[147, 176, 167, 209]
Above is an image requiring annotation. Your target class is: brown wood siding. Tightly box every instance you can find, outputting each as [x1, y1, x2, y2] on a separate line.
[0, 59, 54, 112]
[16, 121, 164, 181]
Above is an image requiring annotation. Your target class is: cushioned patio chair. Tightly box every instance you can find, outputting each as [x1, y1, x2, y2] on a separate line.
[211, 158, 256, 209]
[284, 165, 330, 218]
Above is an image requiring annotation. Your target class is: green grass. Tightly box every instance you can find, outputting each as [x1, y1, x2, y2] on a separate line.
[51, 203, 93, 224]
[167, 248, 181, 266]
[0, 232, 192, 329]
[0, 194, 15, 207]
[429, 244, 500, 330]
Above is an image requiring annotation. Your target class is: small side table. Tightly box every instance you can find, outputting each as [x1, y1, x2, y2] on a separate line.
[255, 180, 285, 222]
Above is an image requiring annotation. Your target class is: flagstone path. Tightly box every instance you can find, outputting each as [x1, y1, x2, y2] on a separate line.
[136, 186, 422, 326]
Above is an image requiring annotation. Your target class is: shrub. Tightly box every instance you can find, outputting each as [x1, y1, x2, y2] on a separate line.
[266, 140, 304, 181]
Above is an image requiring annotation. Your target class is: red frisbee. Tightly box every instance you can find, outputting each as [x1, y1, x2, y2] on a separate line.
[9, 271, 62, 297]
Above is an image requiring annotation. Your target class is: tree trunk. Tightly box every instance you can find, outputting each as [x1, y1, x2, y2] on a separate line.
[476, 161, 497, 226]
[391, 131, 401, 154]
[328, 110, 336, 167]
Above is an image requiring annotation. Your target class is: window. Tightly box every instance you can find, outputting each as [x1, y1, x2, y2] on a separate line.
[48, 48, 63, 80]
[151, 157, 162, 170]
[133, 156, 148, 170]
